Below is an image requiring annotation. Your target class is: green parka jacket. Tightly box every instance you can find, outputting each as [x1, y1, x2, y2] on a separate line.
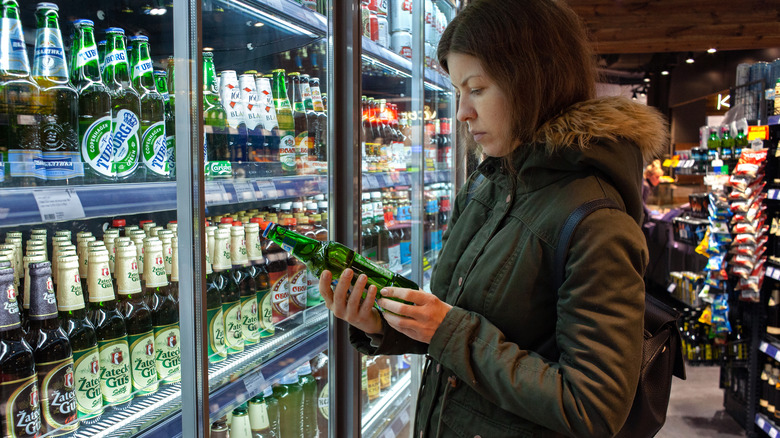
[351, 96, 669, 437]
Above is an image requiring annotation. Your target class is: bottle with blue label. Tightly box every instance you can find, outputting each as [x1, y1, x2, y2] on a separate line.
[69, 19, 113, 184]
[1, 0, 43, 187]
[129, 35, 168, 181]
[33, 3, 82, 186]
[104, 28, 142, 182]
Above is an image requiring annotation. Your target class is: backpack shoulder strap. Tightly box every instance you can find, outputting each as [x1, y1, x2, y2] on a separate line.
[464, 173, 486, 207]
[553, 198, 622, 292]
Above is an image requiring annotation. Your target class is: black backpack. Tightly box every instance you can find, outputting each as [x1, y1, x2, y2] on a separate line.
[466, 175, 686, 437]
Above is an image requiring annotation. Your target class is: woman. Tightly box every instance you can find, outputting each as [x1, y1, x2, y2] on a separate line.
[320, 0, 668, 436]
[643, 160, 664, 220]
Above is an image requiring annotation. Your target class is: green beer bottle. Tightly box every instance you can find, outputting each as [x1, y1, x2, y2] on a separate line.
[33, 3, 82, 185]
[205, 227, 227, 363]
[26, 261, 78, 436]
[247, 220, 273, 338]
[213, 227, 243, 354]
[230, 223, 259, 346]
[263, 386, 281, 438]
[275, 372, 304, 437]
[300, 74, 318, 167]
[129, 36, 168, 181]
[287, 72, 308, 174]
[0, 266, 42, 437]
[203, 52, 229, 177]
[154, 69, 175, 178]
[1, 0, 43, 187]
[309, 77, 327, 164]
[298, 363, 318, 438]
[263, 222, 417, 308]
[104, 28, 142, 182]
[56, 254, 103, 420]
[144, 238, 181, 384]
[86, 249, 133, 407]
[69, 19, 113, 183]
[115, 244, 158, 395]
[97, 40, 106, 71]
[271, 69, 296, 175]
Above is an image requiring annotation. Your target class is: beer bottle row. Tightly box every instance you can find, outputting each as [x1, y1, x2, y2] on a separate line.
[0, 221, 181, 437]
[0, 2, 175, 187]
[211, 355, 328, 438]
[679, 307, 747, 366]
[203, 51, 328, 179]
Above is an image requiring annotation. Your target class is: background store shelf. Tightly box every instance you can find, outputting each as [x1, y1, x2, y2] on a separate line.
[362, 372, 413, 438]
[362, 170, 451, 190]
[756, 413, 779, 437]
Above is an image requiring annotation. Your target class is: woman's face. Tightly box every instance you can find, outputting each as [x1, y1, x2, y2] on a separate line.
[448, 53, 515, 157]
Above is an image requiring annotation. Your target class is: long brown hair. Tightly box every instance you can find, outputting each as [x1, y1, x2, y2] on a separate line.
[438, 0, 597, 153]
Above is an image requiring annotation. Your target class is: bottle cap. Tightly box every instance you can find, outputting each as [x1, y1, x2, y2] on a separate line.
[129, 35, 149, 42]
[232, 221, 243, 227]
[283, 218, 297, 227]
[73, 19, 94, 26]
[36, 3, 58, 11]
[112, 219, 126, 227]
[281, 372, 298, 385]
[263, 386, 273, 398]
[297, 363, 312, 376]
[220, 217, 234, 224]
[105, 27, 125, 35]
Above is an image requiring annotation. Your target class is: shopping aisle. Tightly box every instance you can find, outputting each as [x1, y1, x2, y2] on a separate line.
[658, 366, 746, 437]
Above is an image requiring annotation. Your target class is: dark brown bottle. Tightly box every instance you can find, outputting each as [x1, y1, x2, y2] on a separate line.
[0, 266, 41, 437]
[26, 261, 78, 435]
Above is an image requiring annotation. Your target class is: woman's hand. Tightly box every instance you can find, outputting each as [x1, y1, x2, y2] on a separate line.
[319, 269, 383, 335]
[378, 288, 453, 344]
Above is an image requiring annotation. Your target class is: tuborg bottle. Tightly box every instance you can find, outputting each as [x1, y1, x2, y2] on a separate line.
[33, 3, 82, 185]
[203, 52, 230, 177]
[154, 69, 175, 178]
[271, 69, 296, 175]
[69, 19, 113, 183]
[104, 28, 142, 182]
[129, 36, 168, 181]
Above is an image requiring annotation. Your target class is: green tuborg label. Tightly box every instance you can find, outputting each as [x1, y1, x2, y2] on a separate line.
[97, 338, 132, 406]
[128, 332, 158, 395]
[142, 122, 168, 175]
[111, 109, 140, 177]
[153, 323, 181, 384]
[207, 306, 227, 363]
[71, 347, 103, 419]
[81, 116, 114, 177]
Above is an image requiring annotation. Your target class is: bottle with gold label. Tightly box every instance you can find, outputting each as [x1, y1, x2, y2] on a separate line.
[231, 223, 259, 346]
[115, 244, 158, 395]
[213, 228, 243, 354]
[86, 250, 133, 407]
[0, 265, 42, 437]
[247, 220, 273, 338]
[145, 239, 181, 384]
[26, 261, 78, 436]
[169, 235, 179, 303]
[204, 230, 226, 363]
[57, 254, 103, 420]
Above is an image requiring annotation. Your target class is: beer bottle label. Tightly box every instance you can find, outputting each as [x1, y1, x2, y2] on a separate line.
[127, 331, 158, 395]
[0, 281, 21, 330]
[166, 135, 175, 172]
[33, 28, 67, 78]
[279, 135, 297, 173]
[240, 295, 260, 345]
[29, 276, 57, 320]
[307, 270, 322, 307]
[379, 367, 391, 389]
[0, 375, 41, 438]
[206, 306, 227, 362]
[248, 400, 270, 430]
[103, 49, 126, 70]
[8, 149, 45, 180]
[0, 18, 30, 72]
[318, 383, 329, 420]
[71, 347, 103, 419]
[288, 266, 307, 315]
[97, 338, 132, 405]
[112, 109, 141, 177]
[142, 122, 168, 176]
[144, 253, 168, 288]
[296, 132, 308, 160]
[367, 376, 380, 400]
[116, 259, 141, 295]
[257, 287, 274, 338]
[132, 59, 153, 82]
[38, 357, 78, 433]
[223, 300, 244, 353]
[75, 45, 98, 70]
[270, 270, 289, 324]
[81, 116, 114, 178]
[153, 323, 181, 383]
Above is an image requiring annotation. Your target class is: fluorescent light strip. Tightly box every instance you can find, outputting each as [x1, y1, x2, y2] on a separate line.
[225, 0, 318, 37]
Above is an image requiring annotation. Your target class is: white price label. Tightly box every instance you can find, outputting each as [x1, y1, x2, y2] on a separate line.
[758, 417, 765, 428]
[255, 180, 277, 199]
[33, 189, 85, 222]
[243, 369, 266, 397]
[770, 426, 778, 438]
[761, 342, 769, 353]
[205, 182, 228, 205]
[233, 181, 256, 202]
[667, 283, 676, 293]
[773, 268, 780, 281]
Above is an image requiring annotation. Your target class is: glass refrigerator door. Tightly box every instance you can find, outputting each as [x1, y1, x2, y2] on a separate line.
[0, 1, 185, 436]
[197, 0, 332, 437]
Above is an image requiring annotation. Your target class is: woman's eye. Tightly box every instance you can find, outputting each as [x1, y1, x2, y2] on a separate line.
[470, 88, 482, 95]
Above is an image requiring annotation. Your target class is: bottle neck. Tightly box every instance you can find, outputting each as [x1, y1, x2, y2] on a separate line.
[203, 58, 220, 104]
[0, 4, 31, 76]
[104, 36, 132, 87]
[131, 43, 156, 91]
[32, 13, 68, 82]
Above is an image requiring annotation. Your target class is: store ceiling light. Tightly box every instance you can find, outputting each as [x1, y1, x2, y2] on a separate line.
[707, 47, 717, 54]
[632, 91, 637, 101]
[661, 70, 669, 76]
[685, 52, 695, 64]
[254, 22, 265, 27]
[643, 75, 650, 83]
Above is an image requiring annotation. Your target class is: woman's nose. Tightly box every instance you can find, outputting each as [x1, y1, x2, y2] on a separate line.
[457, 98, 475, 122]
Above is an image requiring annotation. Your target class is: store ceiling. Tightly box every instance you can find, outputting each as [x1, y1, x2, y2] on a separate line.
[568, 0, 780, 54]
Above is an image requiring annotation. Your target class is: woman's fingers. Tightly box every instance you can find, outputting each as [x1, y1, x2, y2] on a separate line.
[319, 270, 334, 307]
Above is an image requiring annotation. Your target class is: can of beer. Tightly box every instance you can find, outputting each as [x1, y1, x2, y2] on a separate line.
[377, 12, 389, 48]
[391, 31, 412, 60]
[390, 0, 412, 32]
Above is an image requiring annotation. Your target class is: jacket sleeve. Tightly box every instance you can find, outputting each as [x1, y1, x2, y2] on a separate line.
[427, 208, 647, 437]
[349, 172, 478, 356]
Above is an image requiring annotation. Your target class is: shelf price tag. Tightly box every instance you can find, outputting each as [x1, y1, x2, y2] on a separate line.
[254, 180, 277, 200]
[366, 175, 379, 189]
[667, 283, 676, 294]
[205, 182, 228, 205]
[758, 416, 765, 429]
[233, 181, 257, 203]
[243, 369, 266, 397]
[33, 189, 85, 222]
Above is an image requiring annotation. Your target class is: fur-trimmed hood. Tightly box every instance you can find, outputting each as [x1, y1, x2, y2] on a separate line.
[504, 96, 669, 224]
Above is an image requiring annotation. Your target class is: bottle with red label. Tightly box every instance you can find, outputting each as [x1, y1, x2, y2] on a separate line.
[285, 218, 308, 316]
[264, 218, 289, 325]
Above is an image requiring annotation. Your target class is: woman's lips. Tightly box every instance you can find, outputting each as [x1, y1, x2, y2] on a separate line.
[471, 132, 485, 142]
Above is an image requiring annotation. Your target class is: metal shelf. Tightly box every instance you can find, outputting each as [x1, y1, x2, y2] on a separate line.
[361, 36, 451, 91]
[362, 371, 413, 438]
[362, 170, 451, 191]
[756, 413, 779, 437]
